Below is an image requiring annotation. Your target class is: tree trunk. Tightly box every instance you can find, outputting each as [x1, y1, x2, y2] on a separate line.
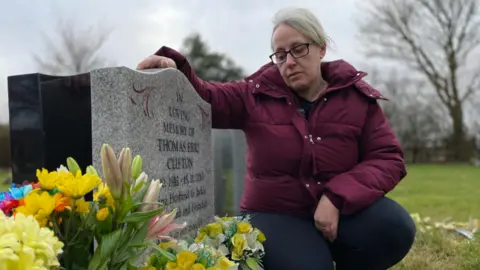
[448, 104, 469, 162]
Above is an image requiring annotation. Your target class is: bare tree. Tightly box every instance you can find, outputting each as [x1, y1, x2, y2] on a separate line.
[358, 0, 480, 161]
[33, 18, 114, 76]
[370, 68, 448, 163]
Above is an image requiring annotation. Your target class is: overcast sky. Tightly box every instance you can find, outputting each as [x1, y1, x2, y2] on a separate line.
[0, 0, 372, 123]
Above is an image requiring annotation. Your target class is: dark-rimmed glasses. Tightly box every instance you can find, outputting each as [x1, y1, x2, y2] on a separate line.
[269, 42, 313, 64]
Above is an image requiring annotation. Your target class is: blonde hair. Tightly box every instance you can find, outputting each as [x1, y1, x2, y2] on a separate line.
[271, 7, 331, 49]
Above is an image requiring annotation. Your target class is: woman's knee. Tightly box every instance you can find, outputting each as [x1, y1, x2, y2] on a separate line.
[335, 197, 416, 269]
[374, 197, 416, 248]
[249, 212, 334, 270]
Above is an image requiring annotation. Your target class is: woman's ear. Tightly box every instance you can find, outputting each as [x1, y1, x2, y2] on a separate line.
[319, 44, 326, 59]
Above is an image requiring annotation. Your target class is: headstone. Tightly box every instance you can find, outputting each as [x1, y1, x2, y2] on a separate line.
[90, 67, 214, 238]
[232, 130, 247, 215]
[8, 67, 215, 239]
[212, 130, 226, 215]
[7, 73, 92, 188]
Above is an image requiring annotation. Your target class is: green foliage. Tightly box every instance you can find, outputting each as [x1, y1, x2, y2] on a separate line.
[458, 232, 480, 269]
[388, 164, 480, 220]
[0, 124, 11, 168]
[181, 33, 245, 82]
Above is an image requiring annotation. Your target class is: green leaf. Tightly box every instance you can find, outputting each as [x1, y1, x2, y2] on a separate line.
[129, 219, 150, 246]
[132, 179, 145, 193]
[246, 258, 259, 270]
[118, 194, 134, 221]
[131, 182, 149, 203]
[121, 207, 165, 223]
[132, 201, 164, 211]
[150, 243, 177, 261]
[100, 229, 123, 258]
[87, 229, 123, 270]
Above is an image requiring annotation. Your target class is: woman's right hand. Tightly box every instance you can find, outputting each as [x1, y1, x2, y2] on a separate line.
[136, 55, 177, 70]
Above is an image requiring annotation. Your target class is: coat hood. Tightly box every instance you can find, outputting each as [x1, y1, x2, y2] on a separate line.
[245, 59, 366, 91]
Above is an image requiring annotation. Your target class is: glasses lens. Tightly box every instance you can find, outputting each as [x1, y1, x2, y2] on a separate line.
[272, 52, 286, 64]
[291, 44, 308, 58]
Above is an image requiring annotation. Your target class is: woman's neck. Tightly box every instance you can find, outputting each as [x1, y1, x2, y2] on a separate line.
[297, 77, 328, 102]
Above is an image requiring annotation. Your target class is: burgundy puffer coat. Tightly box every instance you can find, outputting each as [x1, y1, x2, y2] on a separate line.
[155, 46, 406, 216]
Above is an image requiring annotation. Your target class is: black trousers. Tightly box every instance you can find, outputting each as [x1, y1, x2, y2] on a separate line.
[246, 197, 416, 270]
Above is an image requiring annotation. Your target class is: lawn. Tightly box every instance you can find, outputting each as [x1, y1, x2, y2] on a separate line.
[387, 163, 480, 221]
[0, 168, 10, 192]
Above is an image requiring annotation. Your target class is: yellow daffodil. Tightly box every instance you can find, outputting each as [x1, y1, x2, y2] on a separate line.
[236, 222, 252, 234]
[159, 241, 176, 250]
[165, 262, 179, 270]
[206, 222, 223, 238]
[93, 183, 115, 209]
[56, 170, 101, 199]
[214, 256, 237, 270]
[176, 251, 197, 268]
[0, 211, 64, 269]
[14, 191, 56, 227]
[96, 207, 109, 221]
[255, 229, 266, 243]
[231, 233, 246, 260]
[192, 263, 207, 270]
[138, 267, 156, 270]
[36, 168, 60, 190]
[195, 228, 207, 243]
[75, 198, 90, 213]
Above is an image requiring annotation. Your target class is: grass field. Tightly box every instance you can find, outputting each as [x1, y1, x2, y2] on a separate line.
[387, 164, 480, 221]
[385, 164, 480, 269]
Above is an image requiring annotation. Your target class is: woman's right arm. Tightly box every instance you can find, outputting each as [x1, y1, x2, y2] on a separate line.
[137, 46, 249, 130]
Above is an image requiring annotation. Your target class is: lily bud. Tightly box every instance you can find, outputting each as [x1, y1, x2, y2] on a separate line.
[132, 172, 148, 192]
[146, 209, 186, 240]
[131, 155, 143, 180]
[119, 147, 132, 185]
[140, 179, 162, 211]
[86, 165, 98, 176]
[101, 144, 123, 200]
[67, 157, 81, 175]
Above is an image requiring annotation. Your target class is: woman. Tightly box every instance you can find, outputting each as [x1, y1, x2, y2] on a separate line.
[137, 7, 416, 270]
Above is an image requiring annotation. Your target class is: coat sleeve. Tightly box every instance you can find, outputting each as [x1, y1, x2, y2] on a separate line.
[323, 98, 407, 215]
[154, 46, 249, 129]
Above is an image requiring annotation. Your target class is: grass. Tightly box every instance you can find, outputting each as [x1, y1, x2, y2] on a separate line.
[387, 164, 480, 220]
[388, 164, 480, 270]
[0, 168, 10, 192]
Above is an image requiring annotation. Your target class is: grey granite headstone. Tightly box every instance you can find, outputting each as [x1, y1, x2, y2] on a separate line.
[90, 67, 214, 239]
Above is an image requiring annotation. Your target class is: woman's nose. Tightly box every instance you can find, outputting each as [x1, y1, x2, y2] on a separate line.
[285, 54, 296, 66]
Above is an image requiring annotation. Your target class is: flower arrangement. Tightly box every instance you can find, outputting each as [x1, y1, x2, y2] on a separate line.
[193, 216, 266, 270]
[140, 240, 238, 269]
[137, 216, 266, 270]
[0, 144, 186, 270]
[0, 144, 267, 270]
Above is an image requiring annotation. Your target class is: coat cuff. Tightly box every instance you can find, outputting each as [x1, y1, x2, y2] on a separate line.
[154, 46, 187, 71]
[324, 190, 344, 212]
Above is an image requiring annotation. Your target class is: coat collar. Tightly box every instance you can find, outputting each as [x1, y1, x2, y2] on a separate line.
[245, 60, 373, 99]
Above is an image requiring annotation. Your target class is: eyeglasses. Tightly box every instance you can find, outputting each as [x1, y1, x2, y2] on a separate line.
[269, 42, 313, 64]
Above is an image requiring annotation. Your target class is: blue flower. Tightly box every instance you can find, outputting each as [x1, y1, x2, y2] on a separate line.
[9, 184, 33, 199]
[0, 191, 13, 201]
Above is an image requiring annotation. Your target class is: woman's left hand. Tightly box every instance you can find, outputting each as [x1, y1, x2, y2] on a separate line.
[314, 195, 340, 242]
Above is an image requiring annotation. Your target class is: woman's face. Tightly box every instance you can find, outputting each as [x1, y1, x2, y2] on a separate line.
[271, 23, 325, 92]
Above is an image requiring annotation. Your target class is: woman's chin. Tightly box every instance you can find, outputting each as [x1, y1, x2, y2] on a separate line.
[288, 80, 308, 92]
